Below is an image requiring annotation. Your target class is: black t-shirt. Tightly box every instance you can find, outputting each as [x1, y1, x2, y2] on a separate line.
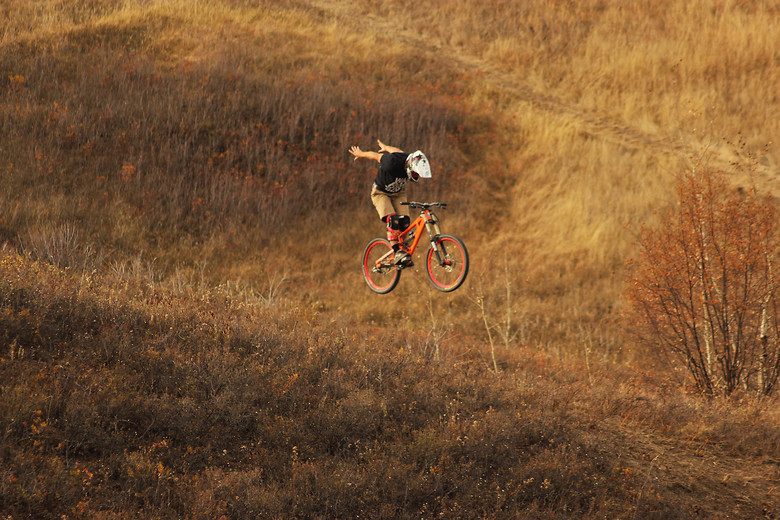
[373, 152, 408, 193]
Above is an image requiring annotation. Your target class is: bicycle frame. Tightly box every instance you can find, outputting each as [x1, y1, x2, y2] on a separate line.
[371, 207, 442, 268]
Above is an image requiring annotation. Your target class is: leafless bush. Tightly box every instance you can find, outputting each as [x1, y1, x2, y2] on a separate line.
[626, 169, 780, 396]
[21, 222, 103, 272]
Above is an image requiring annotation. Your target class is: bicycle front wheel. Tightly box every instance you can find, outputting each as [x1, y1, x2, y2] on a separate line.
[362, 238, 401, 294]
[426, 234, 469, 292]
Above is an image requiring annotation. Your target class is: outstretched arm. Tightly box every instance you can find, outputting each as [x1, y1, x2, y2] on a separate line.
[350, 139, 405, 162]
[377, 139, 404, 154]
[349, 146, 383, 162]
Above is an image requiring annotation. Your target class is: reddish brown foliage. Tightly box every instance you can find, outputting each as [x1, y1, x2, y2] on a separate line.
[626, 169, 780, 396]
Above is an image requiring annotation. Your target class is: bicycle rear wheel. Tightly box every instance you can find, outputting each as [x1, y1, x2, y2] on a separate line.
[362, 238, 401, 294]
[426, 234, 469, 292]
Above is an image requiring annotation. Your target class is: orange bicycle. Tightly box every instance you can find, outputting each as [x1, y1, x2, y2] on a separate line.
[362, 202, 469, 294]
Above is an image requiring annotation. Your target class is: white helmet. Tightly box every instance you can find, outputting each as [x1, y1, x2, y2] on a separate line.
[405, 150, 431, 182]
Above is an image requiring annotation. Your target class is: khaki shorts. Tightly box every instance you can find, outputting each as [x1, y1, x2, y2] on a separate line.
[370, 185, 409, 220]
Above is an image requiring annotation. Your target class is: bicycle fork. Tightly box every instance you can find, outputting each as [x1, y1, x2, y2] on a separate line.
[424, 211, 452, 268]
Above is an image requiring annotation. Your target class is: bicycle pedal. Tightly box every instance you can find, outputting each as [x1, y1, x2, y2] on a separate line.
[393, 254, 410, 266]
[396, 259, 414, 270]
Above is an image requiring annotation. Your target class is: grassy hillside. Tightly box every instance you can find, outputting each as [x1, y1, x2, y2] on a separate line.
[1, 0, 780, 517]
[3, 249, 780, 518]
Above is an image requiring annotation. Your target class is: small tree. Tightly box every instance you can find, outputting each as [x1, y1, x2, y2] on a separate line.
[625, 168, 780, 396]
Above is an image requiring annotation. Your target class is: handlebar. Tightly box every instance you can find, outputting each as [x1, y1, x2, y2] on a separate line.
[402, 202, 448, 210]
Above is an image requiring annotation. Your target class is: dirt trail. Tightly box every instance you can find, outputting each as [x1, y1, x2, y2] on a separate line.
[308, 0, 779, 197]
[598, 419, 780, 517]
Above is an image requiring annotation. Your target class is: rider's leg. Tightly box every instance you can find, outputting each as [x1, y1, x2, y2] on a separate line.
[372, 186, 399, 246]
[389, 192, 412, 264]
[384, 213, 400, 246]
[371, 187, 410, 264]
[386, 214, 413, 265]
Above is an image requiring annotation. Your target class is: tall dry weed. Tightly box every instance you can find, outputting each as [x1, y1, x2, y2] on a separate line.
[21, 222, 104, 272]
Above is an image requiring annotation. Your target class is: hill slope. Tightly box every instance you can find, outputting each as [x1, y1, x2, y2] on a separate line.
[1, 0, 780, 518]
[2, 249, 779, 518]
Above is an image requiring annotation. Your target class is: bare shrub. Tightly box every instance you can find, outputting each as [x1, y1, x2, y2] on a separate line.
[625, 168, 780, 396]
[21, 223, 103, 272]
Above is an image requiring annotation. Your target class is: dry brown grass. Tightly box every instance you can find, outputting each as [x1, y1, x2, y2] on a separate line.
[1, 0, 780, 517]
[1, 248, 779, 518]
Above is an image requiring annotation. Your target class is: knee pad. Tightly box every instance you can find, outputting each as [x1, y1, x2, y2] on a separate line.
[385, 213, 399, 242]
[388, 214, 410, 231]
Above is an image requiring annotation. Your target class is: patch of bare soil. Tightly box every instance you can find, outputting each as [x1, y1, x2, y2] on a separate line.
[597, 419, 780, 519]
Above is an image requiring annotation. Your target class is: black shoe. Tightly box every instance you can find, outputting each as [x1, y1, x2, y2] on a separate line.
[394, 250, 411, 266]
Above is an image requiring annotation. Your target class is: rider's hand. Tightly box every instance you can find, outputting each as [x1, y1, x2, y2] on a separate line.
[350, 146, 383, 163]
[377, 139, 403, 154]
[349, 146, 363, 160]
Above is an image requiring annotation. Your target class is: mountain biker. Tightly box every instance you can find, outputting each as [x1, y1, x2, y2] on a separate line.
[349, 139, 432, 265]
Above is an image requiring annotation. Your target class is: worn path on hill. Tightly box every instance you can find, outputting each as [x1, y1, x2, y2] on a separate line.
[596, 417, 780, 517]
[307, 1, 780, 516]
[308, 0, 779, 198]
